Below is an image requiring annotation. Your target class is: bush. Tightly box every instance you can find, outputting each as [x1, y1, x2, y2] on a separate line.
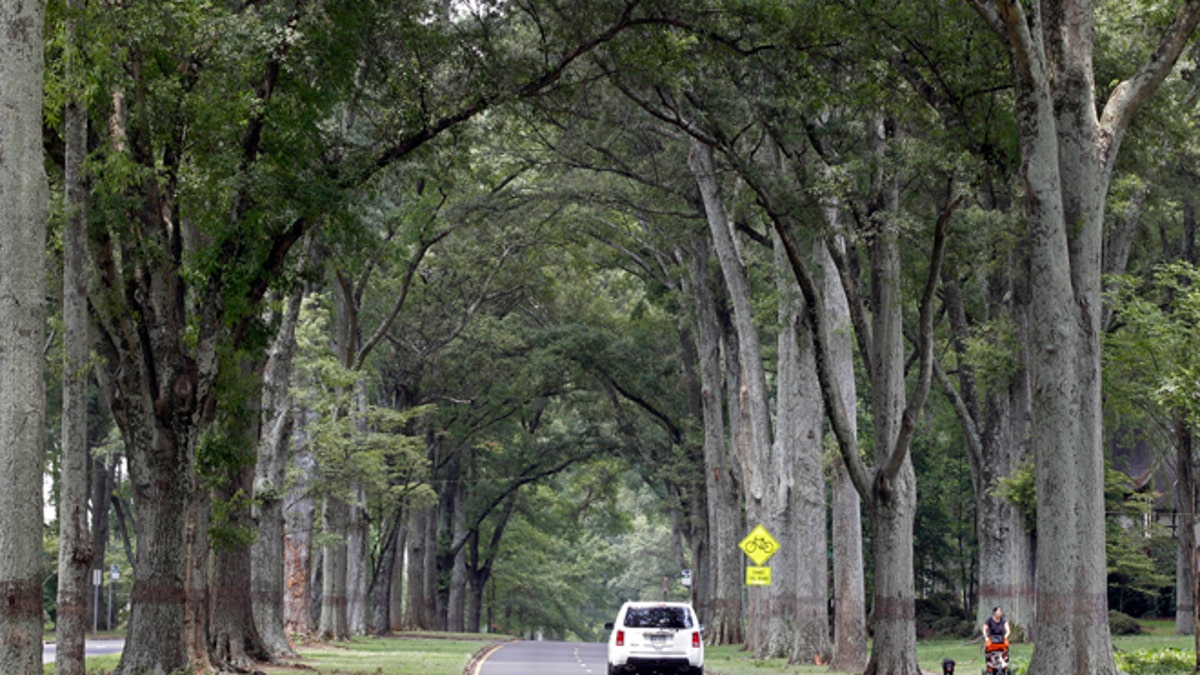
[1108, 610, 1143, 635]
[930, 616, 977, 640]
[914, 594, 972, 639]
[1114, 647, 1194, 673]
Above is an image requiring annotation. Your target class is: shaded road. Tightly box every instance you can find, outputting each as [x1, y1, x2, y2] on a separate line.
[475, 640, 608, 675]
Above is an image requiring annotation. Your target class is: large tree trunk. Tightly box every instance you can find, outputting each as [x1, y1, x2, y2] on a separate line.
[0, 0, 48, 670]
[93, 59, 215, 675]
[388, 523, 408, 632]
[446, 473, 468, 633]
[864, 470, 919, 675]
[370, 512, 403, 634]
[56, 8, 93, 671]
[969, 0, 1200, 670]
[283, 434, 317, 636]
[319, 497, 351, 640]
[211, 459, 272, 669]
[253, 288, 303, 656]
[685, 237, 744, 645]
[347, 494, 370, 635]
[405, 507, 439, 630]
[863, 167, 919, 675]
[110, 418, 196, 674]
[999, 9, 1116, 673]
[211, 358, 274, 668]
[829, 458, 867, 669]
[183, 488, 214, 672]
[466, 565, 487, 635]
[688, 138, 775, 657]
[89, 456, 116, 631]
[388, 521, 409, 632]
[766, 112, 947, 673]
[1175, 419, 1195, 636]
[941, 260, 1036, 634]
[773, 235, 830, 664]
[821, 237, 868, 672]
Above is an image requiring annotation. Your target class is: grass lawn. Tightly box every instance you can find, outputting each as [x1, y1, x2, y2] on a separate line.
[256, 633, 511, 675]
[42, 633, 510, 675]
[703, 620, 1197, 674]
[42, 620, 1199, 674]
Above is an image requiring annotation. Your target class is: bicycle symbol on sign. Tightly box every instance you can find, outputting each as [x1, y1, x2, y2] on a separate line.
[738, 525, 780, 566]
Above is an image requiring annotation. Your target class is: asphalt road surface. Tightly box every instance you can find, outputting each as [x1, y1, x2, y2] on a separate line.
[474, 640, 609, 675]
[43, 638, 125, 663]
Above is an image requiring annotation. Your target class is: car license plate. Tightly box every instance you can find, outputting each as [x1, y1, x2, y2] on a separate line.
[650, 635, 669, 646]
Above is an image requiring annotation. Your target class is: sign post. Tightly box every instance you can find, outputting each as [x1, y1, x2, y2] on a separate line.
[738, 525, 779, 644]
[109, 564, 120, 630]
[92, 568, 102, 633]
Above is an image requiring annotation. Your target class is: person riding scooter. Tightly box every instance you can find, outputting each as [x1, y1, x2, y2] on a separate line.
[982, 606, 1010, 674]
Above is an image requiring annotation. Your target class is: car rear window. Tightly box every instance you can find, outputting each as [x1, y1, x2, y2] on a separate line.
[623, 606, 693, 629]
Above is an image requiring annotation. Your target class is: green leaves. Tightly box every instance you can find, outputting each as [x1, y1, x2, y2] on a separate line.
[293, 294, 432, 506]
[1104, 263, 1200, 431]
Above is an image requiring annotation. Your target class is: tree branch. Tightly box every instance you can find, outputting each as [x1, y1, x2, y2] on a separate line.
[881, 195, 958, 481]
[1099, 0, 1200, 163]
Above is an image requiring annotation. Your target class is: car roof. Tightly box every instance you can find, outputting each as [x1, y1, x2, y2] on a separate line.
[620, 601, 694, 608]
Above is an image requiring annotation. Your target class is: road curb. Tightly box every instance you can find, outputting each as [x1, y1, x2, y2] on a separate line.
[463, 640, 512, 675]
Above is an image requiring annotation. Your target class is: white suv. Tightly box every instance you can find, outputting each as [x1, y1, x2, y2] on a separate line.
[604, 601, 703, 675]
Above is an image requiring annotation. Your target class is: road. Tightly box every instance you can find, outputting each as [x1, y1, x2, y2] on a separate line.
[474, 640, 609, 675]
[43, 638, 125, 663]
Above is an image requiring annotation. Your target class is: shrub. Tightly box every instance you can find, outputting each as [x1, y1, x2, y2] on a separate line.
[1114, 647, 1194, 673]
[914, 594, 972, 639]
[1108, 610, 1143, 635]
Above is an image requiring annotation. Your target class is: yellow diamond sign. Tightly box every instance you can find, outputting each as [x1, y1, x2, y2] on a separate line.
[738, 525, 780, 566]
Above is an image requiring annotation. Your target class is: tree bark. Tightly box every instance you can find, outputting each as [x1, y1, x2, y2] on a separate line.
[56, 5, 93, 670]
[1175, 419, 1195, 636]
[253, 288, 303, 656]
[773, 233, 830, 665]
[346, 493, 370, 635]
[862, 157, 919, 675]
[685, 236, 744, 646]
[405, 506, 438, 630]
[688, 138, 776, 657]
[91, 47, 214, 675]
[388, 523, 408, 632]
[446, 474, 468, 633]
[284, 431, 317, 636]
[102, 333, 201, 675]
[369, 511, 402, 634]
[0, 0, 48, 670]
[211, 460, 271, 669]
[319, 497, 351, 640]
[182, 488, 214, 672]
[822, 238, 868, 672]
[387, 521, 409, 632]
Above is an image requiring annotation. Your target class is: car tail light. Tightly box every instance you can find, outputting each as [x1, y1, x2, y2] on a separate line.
[692, 631, 701, 648]
[616, 630, 625, 646]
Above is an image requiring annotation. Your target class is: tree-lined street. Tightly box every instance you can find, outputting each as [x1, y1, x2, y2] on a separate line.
[2, 1, 1200, 674]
